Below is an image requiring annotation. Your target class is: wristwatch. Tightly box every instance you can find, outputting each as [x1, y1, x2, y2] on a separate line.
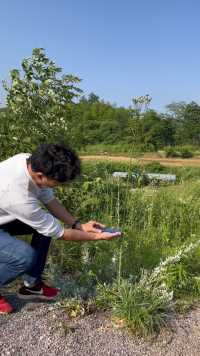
[71, 220, 80, 229]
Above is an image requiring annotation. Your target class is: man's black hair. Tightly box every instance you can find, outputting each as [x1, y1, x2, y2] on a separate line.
[27, 143, 81, 182]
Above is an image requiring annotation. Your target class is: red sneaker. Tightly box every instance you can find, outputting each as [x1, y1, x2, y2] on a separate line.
[17, 282, 61, 300]
[0, 296, 14, 314]
[42, 283, 61, 295]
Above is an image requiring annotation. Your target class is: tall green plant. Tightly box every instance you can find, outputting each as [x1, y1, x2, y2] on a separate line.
[2, 48, 82, 153]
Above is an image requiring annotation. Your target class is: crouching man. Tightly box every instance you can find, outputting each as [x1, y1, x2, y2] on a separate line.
[0, 143, 121, 313]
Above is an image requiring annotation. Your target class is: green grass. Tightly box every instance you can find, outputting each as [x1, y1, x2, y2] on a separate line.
[46, 162, 200, 336]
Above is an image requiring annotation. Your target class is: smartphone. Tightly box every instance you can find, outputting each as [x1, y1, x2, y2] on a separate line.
[101, 226, 121, 234]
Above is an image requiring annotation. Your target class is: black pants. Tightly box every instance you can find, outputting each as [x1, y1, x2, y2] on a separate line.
[0, 219, 52, 285]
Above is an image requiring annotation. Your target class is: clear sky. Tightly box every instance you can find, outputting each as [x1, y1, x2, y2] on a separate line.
[1, 0, 200, 111]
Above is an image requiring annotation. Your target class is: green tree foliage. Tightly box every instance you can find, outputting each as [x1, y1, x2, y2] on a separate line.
[182, 102, 200, 145]
[142, 110, 175, 150]
[166, 101, 187, 121]
[166, 102, 189, 145]
[165, 101, 200, 146]
[1, 48, 82, 155]
[70, 97, 131, 146]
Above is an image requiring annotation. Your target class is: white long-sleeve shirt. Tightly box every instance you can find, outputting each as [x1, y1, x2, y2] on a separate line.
[0, 153, 64, 239]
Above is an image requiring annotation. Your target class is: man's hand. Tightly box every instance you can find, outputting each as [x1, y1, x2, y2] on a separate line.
[79, 220, 105, 233]
[94, 231, 122, 241]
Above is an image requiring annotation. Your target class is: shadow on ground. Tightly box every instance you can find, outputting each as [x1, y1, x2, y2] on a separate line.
[0, 287, 55, 327]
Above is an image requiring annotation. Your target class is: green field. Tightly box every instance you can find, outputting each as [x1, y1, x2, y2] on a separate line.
[44, 161, 200, 335]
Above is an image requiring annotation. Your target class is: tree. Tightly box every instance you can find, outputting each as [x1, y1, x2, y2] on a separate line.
[87, 92, 100, 104]
[165, 101, 187, 145]
[142, 110, 175, 150]
[2, 48, 82, 153]
[182, 102, 200, 145]
[166, 101, 187, 121]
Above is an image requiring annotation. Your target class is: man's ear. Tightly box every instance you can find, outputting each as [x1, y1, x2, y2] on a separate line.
[35, 172, 45, 182]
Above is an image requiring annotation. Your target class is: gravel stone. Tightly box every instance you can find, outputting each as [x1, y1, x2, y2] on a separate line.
[1, 291, 200, 356]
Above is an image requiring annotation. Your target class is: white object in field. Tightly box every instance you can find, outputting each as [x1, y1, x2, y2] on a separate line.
[112, 172, 176, 182]
[146, 173, 176, 182]
[112, 172, 129, 178]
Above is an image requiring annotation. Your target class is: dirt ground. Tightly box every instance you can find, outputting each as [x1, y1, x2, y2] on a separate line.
[80, 155, 200, 167]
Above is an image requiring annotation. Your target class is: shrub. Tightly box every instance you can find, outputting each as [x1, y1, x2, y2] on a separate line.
[180, 148, 194, 158]
[165, 147, 181, 158]
[144, 161, 167, 173]
[165, 146, 194, 158]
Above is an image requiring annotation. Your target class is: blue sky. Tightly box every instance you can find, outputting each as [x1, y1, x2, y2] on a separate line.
[1, 0, 200, 111]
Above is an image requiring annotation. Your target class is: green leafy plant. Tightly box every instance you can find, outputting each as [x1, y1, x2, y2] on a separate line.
[2, 48, 82, 154]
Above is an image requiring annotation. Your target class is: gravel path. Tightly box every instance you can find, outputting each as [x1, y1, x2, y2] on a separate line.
[1, 291, 200, 356]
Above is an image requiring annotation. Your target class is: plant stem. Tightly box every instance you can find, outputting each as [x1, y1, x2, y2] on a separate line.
[117, 178, 122, 287]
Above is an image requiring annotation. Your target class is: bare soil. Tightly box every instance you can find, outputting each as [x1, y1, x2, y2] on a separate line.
[81, 155, 200, 167]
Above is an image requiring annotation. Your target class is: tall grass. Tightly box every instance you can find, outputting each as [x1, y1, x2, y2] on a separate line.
[47, 162, 200, 335]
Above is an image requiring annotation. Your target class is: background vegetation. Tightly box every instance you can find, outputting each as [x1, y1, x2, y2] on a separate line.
[1, 49, 200, 160]
[2, 49, 200, 336]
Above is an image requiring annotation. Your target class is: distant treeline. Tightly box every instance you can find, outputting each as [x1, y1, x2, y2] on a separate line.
[1, 95, 200, 153]
[58, 95, 200, 151]
[1, 48, 200, 157]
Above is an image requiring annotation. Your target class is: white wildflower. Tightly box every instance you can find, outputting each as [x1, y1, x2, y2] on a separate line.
[112, 256, 117, 264]
[136, 238, 200, 305]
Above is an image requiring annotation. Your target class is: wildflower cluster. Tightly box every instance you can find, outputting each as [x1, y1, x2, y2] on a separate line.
[136, 238, 200, 308]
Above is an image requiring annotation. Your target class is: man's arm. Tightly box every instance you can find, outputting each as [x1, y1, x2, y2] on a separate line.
[45, 198, 105, 233]
[60, 228, 121, 242]
[3, 198, 122, 241]
[45, 198, 77, 227]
